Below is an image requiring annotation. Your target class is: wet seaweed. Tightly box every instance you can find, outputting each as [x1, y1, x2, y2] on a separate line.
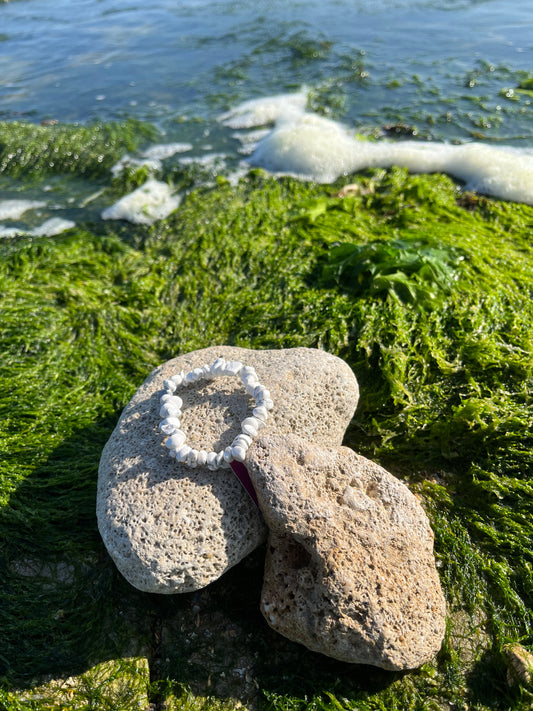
[0, 120, 156, 179]
[1, 165, 532, 710]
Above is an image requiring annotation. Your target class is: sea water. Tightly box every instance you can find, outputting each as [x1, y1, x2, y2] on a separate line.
[0, 0, 532, 231]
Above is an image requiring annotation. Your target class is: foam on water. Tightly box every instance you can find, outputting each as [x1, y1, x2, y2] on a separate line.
[0, 199, 46, 221]
[31, 217, 76, 237]
[0, 225, 23, 238]
[179, 153, 227, 168]
[142, 143, 193, 161]
[110, 144, 193, 178]
[219, 90, 308, 130]
[0, 216, 75, 239]
[110, 155, 162, 177]
[232, 129, 272, 156]
[101, 179, 181, 225]
[251, 113, 366, 183]
[225, 93, 533, 206]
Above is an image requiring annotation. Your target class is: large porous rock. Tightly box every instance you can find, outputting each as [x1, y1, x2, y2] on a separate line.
[246, 434, 446, 670]
[97, 346, 359, 594]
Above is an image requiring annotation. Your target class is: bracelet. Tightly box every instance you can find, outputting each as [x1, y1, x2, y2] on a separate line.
[159, 357, 274, 470]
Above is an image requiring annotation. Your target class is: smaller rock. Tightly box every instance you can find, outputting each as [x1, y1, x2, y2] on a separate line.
[246, 434, 446, 671]
[503, 643, 533, 688]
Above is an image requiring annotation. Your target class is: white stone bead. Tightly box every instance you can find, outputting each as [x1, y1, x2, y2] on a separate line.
[231, 445, 247, 462]
[242, 373, 258, 386]
[232, 433, 253, 448]
[159, 417, 181, 435]
[187, 449, 199, 468]
[160, 394, 183, 409]
[165, 430, 186, 450]
[206, 451, 218, 470]
[242, 417, 259, 437]
[211, 357, 226, 375]
[176, 445, 191, 463]
[158, 359, 273, 470]
[168, 448, 177, 458]
[255, 387, 271, 402]
[163, 379, 177, 392]
[253, 405, 269, 422]
[197, 450, 208, 467]
[224, 360, 243, 376]
[160, 402, 180, 418]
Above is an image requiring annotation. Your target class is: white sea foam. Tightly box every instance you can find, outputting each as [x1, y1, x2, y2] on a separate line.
[224, 91, 533, 206]
[31, 217, 75, 237]
[227, 160, 253, 186]
[0, 216, 75, 238]
[219, 89, 308, 129]
[0, 225, 22, 238]
[232, 128, 271, 156]
[110, 144, 193, 177]
[179, 153, 226, 168]
[101, 179, 181, 225]
[110, 155, 162, 177]
[0, 199, 46, 220]
[251, 112, 366, 183]
[142, 143, 193, 160]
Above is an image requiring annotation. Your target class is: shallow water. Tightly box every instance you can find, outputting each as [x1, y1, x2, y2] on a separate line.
[2, 0, 532, 138]
[0, 0, 532, 231]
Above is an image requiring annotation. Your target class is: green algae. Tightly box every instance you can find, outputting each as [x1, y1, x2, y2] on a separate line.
[516, 76, 533, 100]
[320, 237, 464, 306]
[0, 658, 150, 710]
[1, 165, 532, 710]
[0, 119, 156, 179]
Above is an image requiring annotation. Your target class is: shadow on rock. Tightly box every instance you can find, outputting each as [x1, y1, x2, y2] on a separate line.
[154, 545, 399, 707]
[1, 415, 400, 706]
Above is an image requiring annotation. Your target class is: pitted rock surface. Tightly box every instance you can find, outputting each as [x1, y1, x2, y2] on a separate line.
[246, 433, 446, 670]
[97, 346, 359, 593]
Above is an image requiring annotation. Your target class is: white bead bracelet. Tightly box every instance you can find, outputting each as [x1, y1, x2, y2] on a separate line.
[158, 357, 273, 470]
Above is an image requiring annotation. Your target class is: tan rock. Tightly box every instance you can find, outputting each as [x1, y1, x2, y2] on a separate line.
[503, 643, 533, 688]
[97, 346, 359, 594]
[246, 434, 446, 670]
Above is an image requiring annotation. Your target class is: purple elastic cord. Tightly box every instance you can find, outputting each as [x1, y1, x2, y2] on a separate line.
[230, 460, 259, 507]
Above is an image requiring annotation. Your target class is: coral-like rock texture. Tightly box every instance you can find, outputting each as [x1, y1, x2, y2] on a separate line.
[246, 433, 446, 670]
[97, 347, 359, 593]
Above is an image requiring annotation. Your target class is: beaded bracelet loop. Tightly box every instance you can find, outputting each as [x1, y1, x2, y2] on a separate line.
[159, 357, 274, 470]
